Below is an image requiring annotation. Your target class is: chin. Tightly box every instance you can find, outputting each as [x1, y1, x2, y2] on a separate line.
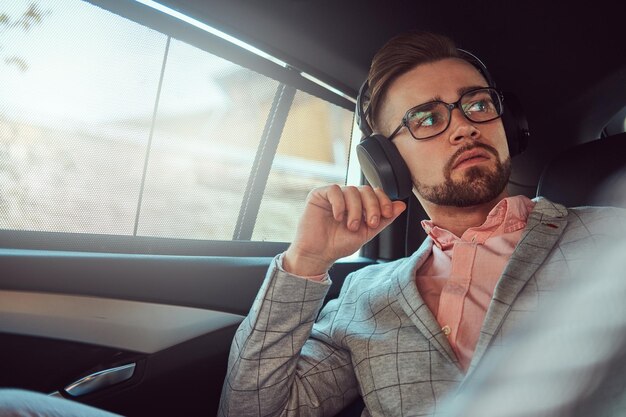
[416, 161, 511, 208]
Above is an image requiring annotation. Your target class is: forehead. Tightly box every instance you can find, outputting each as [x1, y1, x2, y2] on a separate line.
[383, 58, 489, 120]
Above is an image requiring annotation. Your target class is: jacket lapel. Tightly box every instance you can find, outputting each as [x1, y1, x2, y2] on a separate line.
[393, 238, 460, 367]
[466, 197, 569, 376]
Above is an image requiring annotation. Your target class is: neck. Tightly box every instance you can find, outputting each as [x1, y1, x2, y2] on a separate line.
[419, 190, 509, 237]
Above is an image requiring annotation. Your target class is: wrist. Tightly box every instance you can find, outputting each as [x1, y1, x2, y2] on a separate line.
[283, 247, 333, 277]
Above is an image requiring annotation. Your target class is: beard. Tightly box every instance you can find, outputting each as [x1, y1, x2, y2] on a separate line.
[414, 143, 512, 207]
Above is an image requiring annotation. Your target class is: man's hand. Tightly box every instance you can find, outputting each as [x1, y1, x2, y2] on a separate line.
[284, 185, 406, 276]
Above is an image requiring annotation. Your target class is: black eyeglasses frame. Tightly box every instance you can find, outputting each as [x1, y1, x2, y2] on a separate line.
[387, 87, 504, 141]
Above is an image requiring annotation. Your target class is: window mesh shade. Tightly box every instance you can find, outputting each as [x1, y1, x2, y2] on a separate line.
[252, 90, 353, 242]
[136, 39, 278, 240]
[0, 1, 165, 235]
[0, 1, 354, 243]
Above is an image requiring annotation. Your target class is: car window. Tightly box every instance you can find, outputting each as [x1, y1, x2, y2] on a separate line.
[0, 0, 355, 247]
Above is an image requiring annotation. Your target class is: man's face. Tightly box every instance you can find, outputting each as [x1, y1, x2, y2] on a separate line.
[380, 58, 511, 207]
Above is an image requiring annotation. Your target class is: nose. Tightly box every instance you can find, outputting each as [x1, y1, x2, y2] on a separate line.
[447, 107, 480, 144]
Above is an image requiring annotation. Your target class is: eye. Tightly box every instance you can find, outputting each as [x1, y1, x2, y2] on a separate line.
[407, 110, 443, 130]
[465, 98, 495, 114]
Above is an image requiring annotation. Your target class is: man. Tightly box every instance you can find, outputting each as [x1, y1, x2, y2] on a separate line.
[218, 31, 626, 417]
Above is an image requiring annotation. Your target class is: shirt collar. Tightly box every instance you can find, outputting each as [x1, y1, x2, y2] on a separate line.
[421, 195, 535, 250]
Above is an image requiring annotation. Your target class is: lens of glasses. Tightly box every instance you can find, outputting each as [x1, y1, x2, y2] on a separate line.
[405, 102, 449, 139]
[460, 88, 503, 122]
[405, 88, 503, 140]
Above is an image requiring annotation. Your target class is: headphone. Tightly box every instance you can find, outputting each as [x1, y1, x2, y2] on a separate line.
[356, 49, 530, 200]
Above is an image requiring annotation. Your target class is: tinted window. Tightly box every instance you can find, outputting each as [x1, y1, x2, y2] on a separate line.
[0, 1, 354, 244]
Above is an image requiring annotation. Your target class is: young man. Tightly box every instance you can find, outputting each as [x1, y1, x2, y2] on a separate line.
[218, 31, 626, 416]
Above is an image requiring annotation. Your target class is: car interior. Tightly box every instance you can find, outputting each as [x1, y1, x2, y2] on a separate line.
[0, 1, 624, 416]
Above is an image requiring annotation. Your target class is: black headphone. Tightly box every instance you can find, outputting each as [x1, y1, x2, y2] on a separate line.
[356, 49, 530, 200]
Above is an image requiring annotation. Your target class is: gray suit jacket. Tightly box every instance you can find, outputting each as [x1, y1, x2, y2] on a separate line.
[438, 240, 626, 417]
[219, 198, 626, 417]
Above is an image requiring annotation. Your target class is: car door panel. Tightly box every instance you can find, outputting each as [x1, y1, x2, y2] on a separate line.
[0, 248, 375, 416]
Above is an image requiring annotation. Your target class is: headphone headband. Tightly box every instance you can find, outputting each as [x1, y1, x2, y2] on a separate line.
[456, 48, 496, 88]
[356, 80, 373, 137]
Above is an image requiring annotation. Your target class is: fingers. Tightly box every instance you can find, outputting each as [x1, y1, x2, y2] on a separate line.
[359, 186, 383, 228]
[322, 185, 398, 231]
[342, 186, 363, 231]
[391, 200, 407, 217]
[368, 200, 407, 236]
[325, 184, 346, 222]
[373, 187, 394, 219]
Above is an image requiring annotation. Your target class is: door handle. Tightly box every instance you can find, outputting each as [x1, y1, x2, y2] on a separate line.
[64, 363, 136, 397]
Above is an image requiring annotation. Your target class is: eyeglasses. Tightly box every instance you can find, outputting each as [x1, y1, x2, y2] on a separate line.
[387, 87, 504, 141]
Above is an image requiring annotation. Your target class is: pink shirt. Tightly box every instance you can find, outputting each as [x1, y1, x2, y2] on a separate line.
[416, 195, 535, 371]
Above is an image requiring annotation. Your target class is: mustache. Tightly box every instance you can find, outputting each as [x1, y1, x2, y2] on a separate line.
[444, 142, 500, 173]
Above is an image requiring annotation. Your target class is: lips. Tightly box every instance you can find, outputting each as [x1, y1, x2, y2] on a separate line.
[452, 149, 491, 169]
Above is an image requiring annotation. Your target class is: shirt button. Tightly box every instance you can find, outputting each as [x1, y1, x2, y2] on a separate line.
[471, 235, 477, 243]
[442, 325, 451, 336]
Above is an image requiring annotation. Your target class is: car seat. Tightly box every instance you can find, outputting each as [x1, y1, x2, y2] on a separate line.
[536, 132, 626, 208]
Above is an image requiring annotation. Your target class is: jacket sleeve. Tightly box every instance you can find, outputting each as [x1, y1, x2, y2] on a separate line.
[218, 256, 359, 417]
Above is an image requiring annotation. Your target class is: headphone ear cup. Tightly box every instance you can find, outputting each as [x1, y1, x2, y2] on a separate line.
[356, 134, 413, 200]
[501, 92, 530, 157]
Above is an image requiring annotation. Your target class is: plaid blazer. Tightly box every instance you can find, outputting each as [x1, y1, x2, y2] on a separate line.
[219, 198, 626, 417]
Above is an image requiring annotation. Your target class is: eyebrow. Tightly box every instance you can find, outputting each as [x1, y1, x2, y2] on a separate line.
[427, 85, 489, 103]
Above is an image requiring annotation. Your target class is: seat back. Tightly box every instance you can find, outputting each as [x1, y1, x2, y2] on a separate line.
[537, 132, 626, 208]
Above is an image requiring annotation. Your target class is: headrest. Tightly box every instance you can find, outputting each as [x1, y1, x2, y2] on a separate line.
[537, 132, 626, 208]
